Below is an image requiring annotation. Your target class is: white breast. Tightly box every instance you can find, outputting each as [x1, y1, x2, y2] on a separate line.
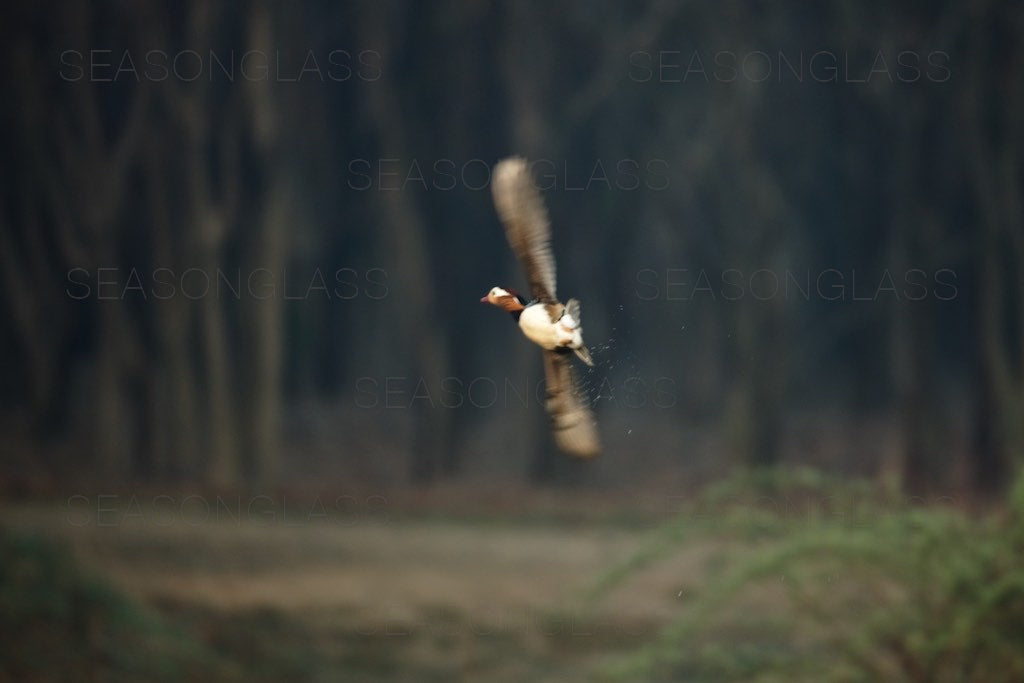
[518, 303, 583, 351]
[518, 304, 560, 349]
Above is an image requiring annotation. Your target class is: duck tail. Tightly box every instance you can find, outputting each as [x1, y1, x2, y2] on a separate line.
[564, 298, 595, 366]
[574, 345, 595, 367]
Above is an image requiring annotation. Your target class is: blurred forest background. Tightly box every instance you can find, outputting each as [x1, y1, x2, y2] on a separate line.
[3, 1, 1024, 681]
[2, 0, 1021, 494]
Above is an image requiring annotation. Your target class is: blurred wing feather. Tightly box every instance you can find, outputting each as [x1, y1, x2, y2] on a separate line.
[491, 157, 557, 303]
[542, 350, 600, 458]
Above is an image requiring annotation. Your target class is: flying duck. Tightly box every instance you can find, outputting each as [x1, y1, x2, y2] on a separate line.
[481, 157, 600, 458]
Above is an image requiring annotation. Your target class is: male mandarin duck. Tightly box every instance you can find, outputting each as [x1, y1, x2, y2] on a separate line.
[481, 157, 600, 458]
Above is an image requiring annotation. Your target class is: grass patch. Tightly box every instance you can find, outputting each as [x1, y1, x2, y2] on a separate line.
[0, 528, 236, 682]
[592, 467, 1024, 682]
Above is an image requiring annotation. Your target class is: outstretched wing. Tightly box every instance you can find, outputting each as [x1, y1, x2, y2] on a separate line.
[542, 350, 600, 458]
[491, 157, 557, 303]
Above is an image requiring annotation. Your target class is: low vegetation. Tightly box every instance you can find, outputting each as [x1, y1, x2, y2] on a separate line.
[593, 468, 1024, 682]
[0, 530, 233, 681]
[3, 468, 1023, 681]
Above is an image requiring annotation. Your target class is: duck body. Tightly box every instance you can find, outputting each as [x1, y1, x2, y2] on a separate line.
[480, 157, 600, 457]
[519, 301, 574, 350]
[481, 286, 593, 364]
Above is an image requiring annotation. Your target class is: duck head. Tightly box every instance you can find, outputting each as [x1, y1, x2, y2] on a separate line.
[481, 286, 526, 314]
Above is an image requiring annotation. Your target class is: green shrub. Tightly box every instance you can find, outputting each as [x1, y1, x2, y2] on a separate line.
[593, 468, 1024, 682]
[0, 529, 231, 682]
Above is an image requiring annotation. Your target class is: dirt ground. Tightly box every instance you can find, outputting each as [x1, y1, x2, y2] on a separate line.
[6, 494, 715, 681]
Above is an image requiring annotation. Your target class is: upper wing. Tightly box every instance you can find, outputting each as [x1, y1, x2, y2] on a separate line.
[491, 157, 557, 303]
[542, 350, 600, 458]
